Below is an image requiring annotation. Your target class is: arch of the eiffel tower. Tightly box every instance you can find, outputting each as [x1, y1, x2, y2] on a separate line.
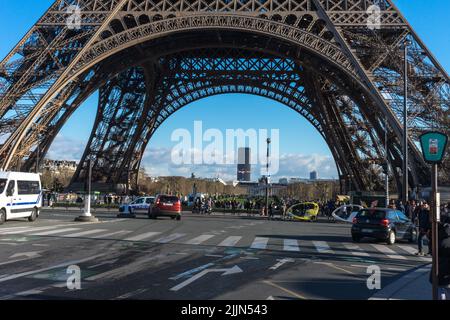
[0, 0, 448, 194]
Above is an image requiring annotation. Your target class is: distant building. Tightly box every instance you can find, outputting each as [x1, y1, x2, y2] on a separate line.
[310, 171, 318, 180]
[237, 147, 251, 182]
[278, 178, 289, 185]
[42, 159, 78, 173]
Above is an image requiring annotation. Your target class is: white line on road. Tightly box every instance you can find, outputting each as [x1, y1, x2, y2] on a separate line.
[250, 237, 269, 250]
[283, 239, 300, 252]
[269, 258, 295, 270]
[313, 241, 334, 254]
[217, 236, 242, 247]
[343, 244, 370, 256]
[61, 229, 108, 238]
[370, 244, 407, 260]
[90, 230, 132, 239]
[184, 234, 215, 245]
[30, 228, 80, 236]
[0, 253, 107, 283]
[124, 232, 161, 242]
[114, 288, 148, 300]
[395, 245, 431, 261]
[154, 233, 186, 244]
[0, 226, 59, 235]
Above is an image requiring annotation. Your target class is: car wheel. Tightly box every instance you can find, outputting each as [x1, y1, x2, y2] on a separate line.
[0, 209, 6, 225]
[352, 234, 361, 243]
[176, 215, 181, 221]
[28, 208, 38, 222]
[387, 230, 396, 245]
[171, 216, 175, 220]
[409, 229, 418, 243]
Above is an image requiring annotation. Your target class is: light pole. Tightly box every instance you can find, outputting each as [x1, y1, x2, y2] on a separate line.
[75, 159, 98, 222]
[402, 39, 410, 203]
[384, 116, 389, 207]
[265, 138, 271, 217]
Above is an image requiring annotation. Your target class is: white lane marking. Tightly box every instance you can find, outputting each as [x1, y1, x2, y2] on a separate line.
[0, 226, 34, 233]
[343, 244, 370, 256]
[61, 229, 107, 238]
[154, 233, 186, 244]
[88, 259, 119, 269]
[90, 230, 132, 239]
[396, 245, 431, 261]
[184, 234, 215, 245]
[0, 226, 59, 235]
[217, 236, 242, 247]
[269, 258, 295, 270]
[313, 241, 334, 254]
[283, 239, 300, 252]
[370, 244, 407, 260]
[30, 228, 80, 236]
[114, 288, 148, 300]
[124, 232, 161, 241]
[170, 263, 215, 280]
[250, 237, 269, 250]
[0, 253, 107, 283]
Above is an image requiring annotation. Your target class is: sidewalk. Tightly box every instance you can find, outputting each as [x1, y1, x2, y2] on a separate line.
[370, 264, 432, 300]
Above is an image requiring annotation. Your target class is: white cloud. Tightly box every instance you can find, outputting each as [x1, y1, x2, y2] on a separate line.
[46, 135, 86, 161]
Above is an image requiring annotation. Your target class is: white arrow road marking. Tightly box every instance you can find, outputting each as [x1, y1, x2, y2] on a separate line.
[10, 251, 42, 259]
[0, 253, 107, 283]
[170, 265, 243, 292]
[269, 258, 295, 270]
[0, 251, 43, 267]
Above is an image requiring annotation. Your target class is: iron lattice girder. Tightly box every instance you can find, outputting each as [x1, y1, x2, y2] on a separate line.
[0, 0, 448, 189]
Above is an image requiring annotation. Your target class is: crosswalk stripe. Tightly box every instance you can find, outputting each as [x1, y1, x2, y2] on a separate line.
[283, 239, 300, 252]
[61, 229, 108, 238]
[370, 244, 407, 260]
[313, 241, 334, 254]
[30, 228, 80, 236]
[124, 232, 161, 242]
[396, 245, 431, 261]
[184, 234, 215, 245]
[154, 233, 186, 243]
[343, 244, 370, 256]
[217, 236, 242, 247]
[250, 237, 269, 250]
[1, 226, 59, 235]
[90, 230, 132, 239]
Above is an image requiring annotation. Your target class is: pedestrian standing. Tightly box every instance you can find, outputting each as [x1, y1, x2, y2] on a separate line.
[416, 202, 432, 256]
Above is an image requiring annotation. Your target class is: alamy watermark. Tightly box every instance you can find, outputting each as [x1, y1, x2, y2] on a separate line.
[66, 265, 81, 290]
[66, 5, 82, 30]
[171, 121, 280, 176]
[366, 4, 382, 30]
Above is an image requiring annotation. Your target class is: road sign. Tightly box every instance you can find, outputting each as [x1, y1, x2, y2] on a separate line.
[419, 131, 448, 164]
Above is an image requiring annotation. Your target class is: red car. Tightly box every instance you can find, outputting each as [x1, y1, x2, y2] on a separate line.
[148, 195, 182, 220]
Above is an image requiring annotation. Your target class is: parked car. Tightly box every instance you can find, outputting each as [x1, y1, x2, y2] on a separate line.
[0, 171, 42, 225]
[118, 196, 155, 217]
[148, 195, 181, 220]
[351, 208, 417, 245]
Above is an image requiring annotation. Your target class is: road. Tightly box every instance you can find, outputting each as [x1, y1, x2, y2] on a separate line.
[0, 209, 430, 300]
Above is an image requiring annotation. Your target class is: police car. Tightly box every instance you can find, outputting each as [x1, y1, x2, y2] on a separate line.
[118, 196, 155, 217]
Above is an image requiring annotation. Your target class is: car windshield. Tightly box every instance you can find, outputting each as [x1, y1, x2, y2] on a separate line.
[0, 179, 7, 194]
[357, 209, 386, 219]
[160, 196, 178, 203]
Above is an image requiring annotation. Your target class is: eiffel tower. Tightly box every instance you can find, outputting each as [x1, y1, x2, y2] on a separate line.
[0, 0, 448, 196]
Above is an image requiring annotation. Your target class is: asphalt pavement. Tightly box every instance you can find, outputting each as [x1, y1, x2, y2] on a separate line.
[0, 209, 431, 300]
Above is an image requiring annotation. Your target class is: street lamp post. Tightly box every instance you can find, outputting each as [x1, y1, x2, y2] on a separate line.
[75, 159, 98, 222]
[265, 138, 271, 217]
[402, 40, 410, 203]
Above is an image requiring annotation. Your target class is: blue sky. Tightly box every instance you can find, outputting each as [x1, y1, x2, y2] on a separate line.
[0, 0, 449, 180]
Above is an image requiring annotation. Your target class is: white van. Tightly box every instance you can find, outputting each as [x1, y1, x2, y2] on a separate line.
[0, 171, 42, 225]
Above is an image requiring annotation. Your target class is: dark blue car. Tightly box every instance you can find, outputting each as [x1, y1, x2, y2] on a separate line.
[351, 208, 417, 245]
